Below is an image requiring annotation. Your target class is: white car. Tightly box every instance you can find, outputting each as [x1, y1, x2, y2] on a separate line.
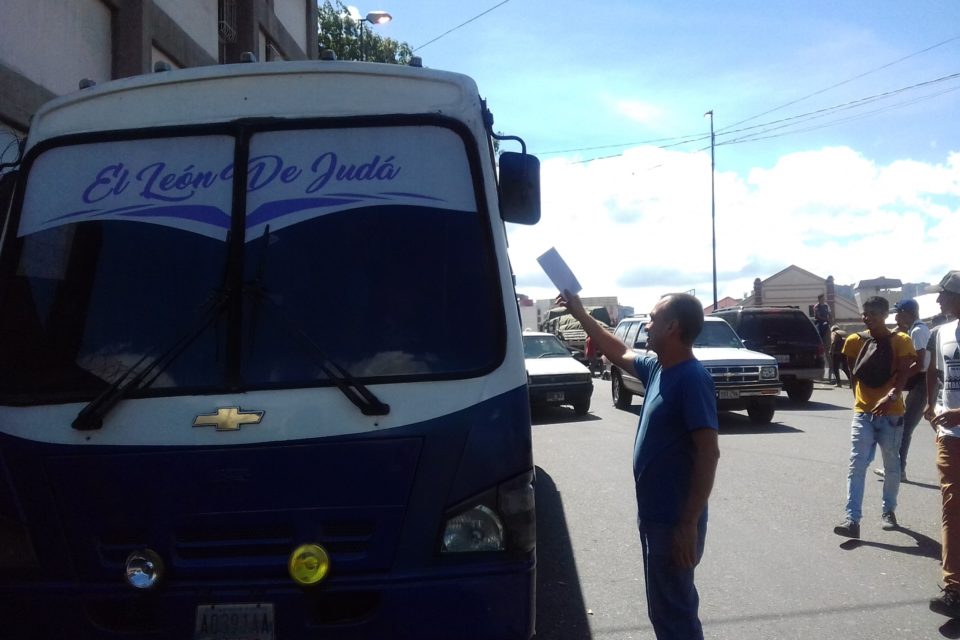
[523, 331, 593, 415]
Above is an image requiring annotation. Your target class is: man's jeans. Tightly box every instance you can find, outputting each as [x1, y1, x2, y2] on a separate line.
[937, 435, 960, 587]
[638, 512, 707, 640]
[844, 413, 903, 522]
[900, 383, 926, 474]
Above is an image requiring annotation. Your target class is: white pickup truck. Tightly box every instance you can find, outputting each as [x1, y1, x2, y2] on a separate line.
[606, 315, 783, 424]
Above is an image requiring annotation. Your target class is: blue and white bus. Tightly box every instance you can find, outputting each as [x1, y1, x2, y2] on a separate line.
[0, 60, 540, 640]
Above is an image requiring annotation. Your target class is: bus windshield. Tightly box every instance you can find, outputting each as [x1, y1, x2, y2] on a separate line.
[0, 124, 503, 402]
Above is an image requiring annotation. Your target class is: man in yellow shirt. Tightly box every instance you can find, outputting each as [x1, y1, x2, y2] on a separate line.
[833, 296, 916, 538]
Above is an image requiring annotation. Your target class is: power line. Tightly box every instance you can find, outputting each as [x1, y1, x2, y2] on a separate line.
[543, 132, 711, 157]
[413, 0, 513, 52]
[721, 34, 960, 132]
[713, 83, 960, 149]
[542, 70, 960, 162]
[712, 71, 960, 141]
[537, 35, 960, 159]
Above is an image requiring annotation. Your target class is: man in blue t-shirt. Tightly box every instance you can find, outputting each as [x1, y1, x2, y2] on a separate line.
[560, 290, 720, 640]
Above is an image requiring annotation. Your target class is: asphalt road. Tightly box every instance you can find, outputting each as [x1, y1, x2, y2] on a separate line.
[532, 379, 954, 640]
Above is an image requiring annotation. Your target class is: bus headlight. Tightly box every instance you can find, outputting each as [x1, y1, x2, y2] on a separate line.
[124, 549, 165, 590]
[760, 365, 778, 380]
[288, 543, 330, 586]
[441, 505, 504, 553]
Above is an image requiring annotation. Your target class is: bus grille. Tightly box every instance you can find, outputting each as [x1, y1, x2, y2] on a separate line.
[96, 520, 377, 574]
[174, 523, 297, 561]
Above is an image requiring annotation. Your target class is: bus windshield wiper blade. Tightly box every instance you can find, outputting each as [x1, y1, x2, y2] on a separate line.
[244, 283, 389, 416]
[72, 289, 230, 431]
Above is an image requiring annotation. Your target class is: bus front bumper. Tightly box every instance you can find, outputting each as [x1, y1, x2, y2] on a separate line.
[0, 559, 536, 640]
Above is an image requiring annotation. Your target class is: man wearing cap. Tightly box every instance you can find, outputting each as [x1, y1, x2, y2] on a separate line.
[873, 298, 929, 482]
[925, 271, 960, 617]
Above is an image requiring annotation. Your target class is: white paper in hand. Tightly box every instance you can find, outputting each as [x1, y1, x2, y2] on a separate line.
[537, 247, 582, 295]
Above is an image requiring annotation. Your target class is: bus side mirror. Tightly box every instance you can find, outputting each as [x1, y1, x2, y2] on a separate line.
[498, 151, 540, 225]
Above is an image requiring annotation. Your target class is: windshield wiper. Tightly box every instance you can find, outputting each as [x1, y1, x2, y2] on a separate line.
[244, 281, 389, 416]
[72, 286, 231, 431]
[245, 226, 387, 416]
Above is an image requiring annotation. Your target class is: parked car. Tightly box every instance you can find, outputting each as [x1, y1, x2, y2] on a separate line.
[523, 331, 594, 415]
[711, 306, 825, 403]
[606, 315, 782, 424]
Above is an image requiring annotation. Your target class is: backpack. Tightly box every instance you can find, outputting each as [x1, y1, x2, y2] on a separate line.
[851, 331, 894, 388]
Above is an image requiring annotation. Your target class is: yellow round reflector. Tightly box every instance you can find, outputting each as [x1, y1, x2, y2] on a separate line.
[288, 543, 331, 585]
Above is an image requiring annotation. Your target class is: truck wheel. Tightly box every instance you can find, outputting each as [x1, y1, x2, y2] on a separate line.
[747, 398, 775, 424]
[572, 396, 591, 416]
[785, 380, 814, 403]
[612, 372, 633, 409]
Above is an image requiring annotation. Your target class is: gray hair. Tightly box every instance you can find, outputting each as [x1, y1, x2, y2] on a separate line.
[660, 293, 704, 346]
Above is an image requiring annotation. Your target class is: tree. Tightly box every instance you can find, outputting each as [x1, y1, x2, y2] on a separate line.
[318, 1, 413, 64]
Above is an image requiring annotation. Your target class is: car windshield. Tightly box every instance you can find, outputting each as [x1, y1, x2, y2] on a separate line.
[0, 124, 503, 403]
[694, 322, 744, 348]
[523, 335, 571, 358]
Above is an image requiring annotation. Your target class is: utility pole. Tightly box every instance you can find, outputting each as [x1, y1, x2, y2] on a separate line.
[705, 110, 717, 312]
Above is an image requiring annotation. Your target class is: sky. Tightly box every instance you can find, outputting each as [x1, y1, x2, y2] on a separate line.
[351, 0, 960, 313]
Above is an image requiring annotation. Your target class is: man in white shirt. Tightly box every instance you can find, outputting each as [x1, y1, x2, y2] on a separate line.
[925, 271, 960, 618]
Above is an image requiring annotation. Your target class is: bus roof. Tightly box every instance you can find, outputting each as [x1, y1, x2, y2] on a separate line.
[26, 61, 483, 150]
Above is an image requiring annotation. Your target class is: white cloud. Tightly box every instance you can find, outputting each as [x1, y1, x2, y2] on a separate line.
[509, 146, 960, 313]
[613, 99, 664, 125]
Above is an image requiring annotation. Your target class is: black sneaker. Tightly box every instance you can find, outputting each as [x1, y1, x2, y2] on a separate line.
[833, 519, 860, 538]
[930, 587, 960, 618]
[881, 511, 898, 530]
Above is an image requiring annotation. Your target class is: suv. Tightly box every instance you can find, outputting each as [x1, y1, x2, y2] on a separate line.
[605, 315, 782, 424]
[711, 307, 825, 403]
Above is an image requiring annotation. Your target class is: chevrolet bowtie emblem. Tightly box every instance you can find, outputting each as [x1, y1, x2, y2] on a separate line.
[193, 407, 265, 431]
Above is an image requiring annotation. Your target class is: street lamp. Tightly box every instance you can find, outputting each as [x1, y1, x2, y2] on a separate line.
[355, 9, 392, 61]
[705, 109, 717, 312]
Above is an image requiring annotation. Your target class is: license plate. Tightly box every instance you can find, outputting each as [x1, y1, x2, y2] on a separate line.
[194, 603, 274, 640]
[718, 390, 740, 400]
[546, 391, 565, 401]
[775, 354, 790, 363]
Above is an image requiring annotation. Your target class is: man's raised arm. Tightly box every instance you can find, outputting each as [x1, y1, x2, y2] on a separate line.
[557, 289, 637, 373]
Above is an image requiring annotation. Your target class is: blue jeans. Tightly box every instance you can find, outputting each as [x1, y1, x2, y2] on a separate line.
[844, 413, 903, 522]
[638, 512, 707, 640]
[899, 383, 926, 474]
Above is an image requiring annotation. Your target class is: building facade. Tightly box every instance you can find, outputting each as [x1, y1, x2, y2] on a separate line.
[738, 265, 861, 321]
[1, 0, 318, 165]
